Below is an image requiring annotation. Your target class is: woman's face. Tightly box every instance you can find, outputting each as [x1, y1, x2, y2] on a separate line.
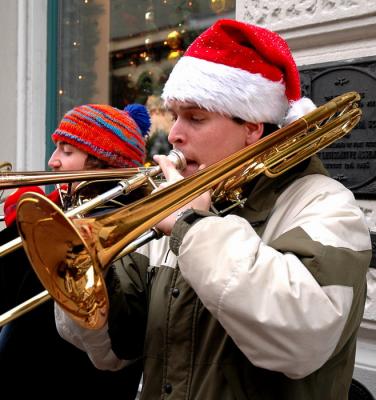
[48, 141, 88, 171]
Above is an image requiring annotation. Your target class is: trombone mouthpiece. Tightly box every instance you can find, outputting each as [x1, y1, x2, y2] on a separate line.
[167, 149, 187, 171]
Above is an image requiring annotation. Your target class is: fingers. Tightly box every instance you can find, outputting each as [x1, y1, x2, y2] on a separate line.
[197, 163, 206, 171]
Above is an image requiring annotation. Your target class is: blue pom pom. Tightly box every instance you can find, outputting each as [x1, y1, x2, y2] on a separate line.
[124, 104, 151, 137]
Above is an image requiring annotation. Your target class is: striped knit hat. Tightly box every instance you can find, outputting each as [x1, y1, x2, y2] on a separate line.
[52, 104, 151, 167]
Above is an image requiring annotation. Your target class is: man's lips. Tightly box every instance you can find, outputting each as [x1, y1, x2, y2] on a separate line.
[185, 159, 199, 170]
[174, 150, 199, 173]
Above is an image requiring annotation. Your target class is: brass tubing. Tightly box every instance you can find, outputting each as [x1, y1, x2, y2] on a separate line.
[0, 167, 148, 189]
[0, 148, 186, 189]
[0, 290, 50, 327]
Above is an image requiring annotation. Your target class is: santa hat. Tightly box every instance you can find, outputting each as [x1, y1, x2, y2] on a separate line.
[52, 104, 151, 168]
[162, 19, 316, 126]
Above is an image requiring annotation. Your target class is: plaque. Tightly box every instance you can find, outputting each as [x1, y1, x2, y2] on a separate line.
[300, 59, 376, 198]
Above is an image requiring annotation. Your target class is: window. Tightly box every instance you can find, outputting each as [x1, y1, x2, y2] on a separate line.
[56, 0, 235, 161]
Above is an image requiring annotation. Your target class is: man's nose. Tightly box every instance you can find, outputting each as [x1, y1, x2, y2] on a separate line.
[168, 120, 185, 145]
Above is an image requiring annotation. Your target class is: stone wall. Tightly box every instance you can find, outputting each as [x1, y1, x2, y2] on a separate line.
[237, 0, 376, 396]
[237, 0, 376, 65]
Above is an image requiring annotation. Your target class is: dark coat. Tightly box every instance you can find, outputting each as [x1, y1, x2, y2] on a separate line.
[0, 222, 142, 398]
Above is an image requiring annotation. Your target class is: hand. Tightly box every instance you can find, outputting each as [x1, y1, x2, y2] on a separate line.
[153, 154, 211, 236]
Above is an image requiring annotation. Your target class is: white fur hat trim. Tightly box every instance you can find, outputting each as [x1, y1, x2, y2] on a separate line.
[162, 56, 290, 125]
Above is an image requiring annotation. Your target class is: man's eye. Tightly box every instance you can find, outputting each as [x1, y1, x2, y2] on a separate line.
[191, 115, 204, 122]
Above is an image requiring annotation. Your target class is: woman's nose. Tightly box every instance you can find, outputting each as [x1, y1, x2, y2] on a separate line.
[48, 154, 61, 169]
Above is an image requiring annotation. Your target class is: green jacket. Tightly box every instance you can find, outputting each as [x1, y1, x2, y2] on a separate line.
[60, 157, 372, 399]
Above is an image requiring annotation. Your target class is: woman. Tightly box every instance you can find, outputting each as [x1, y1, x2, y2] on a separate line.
[0, 103, 150, 397]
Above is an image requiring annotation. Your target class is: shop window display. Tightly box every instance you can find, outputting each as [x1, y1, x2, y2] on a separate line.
[57, 0, 235, 161]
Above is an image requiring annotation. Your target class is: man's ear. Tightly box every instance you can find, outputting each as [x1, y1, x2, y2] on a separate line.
[245, 122, 264, 145]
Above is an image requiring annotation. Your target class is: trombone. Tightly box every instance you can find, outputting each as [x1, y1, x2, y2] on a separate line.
[0, 162, 12, 172]
[0, 151, 185, 326]
[1, 92, 362, 329]
[0, 150, 186, 257]
[0, 161, 13, 221]
[0, 167, 151, 189]
[0, 164, 145, 246]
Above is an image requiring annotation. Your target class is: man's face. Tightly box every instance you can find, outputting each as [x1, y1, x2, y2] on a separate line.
[167, 101, 263, 177]
[48, 141, 88, 171]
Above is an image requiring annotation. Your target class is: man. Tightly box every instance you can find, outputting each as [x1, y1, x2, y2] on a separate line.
[0, 103, 149, 397]
[55, 20, 371, 399]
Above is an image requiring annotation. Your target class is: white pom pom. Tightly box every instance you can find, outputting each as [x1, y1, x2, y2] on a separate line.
[282, 97, 316, 126]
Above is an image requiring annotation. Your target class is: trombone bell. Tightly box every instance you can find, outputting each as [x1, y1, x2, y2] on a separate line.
[16, 192, 108, 328]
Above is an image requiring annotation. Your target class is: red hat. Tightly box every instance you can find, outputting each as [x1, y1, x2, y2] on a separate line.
[4, 187, 44, 227]
[162, 19, 315, 126]
[4, 185, 67, 226]
[3, 186, 66, 227]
